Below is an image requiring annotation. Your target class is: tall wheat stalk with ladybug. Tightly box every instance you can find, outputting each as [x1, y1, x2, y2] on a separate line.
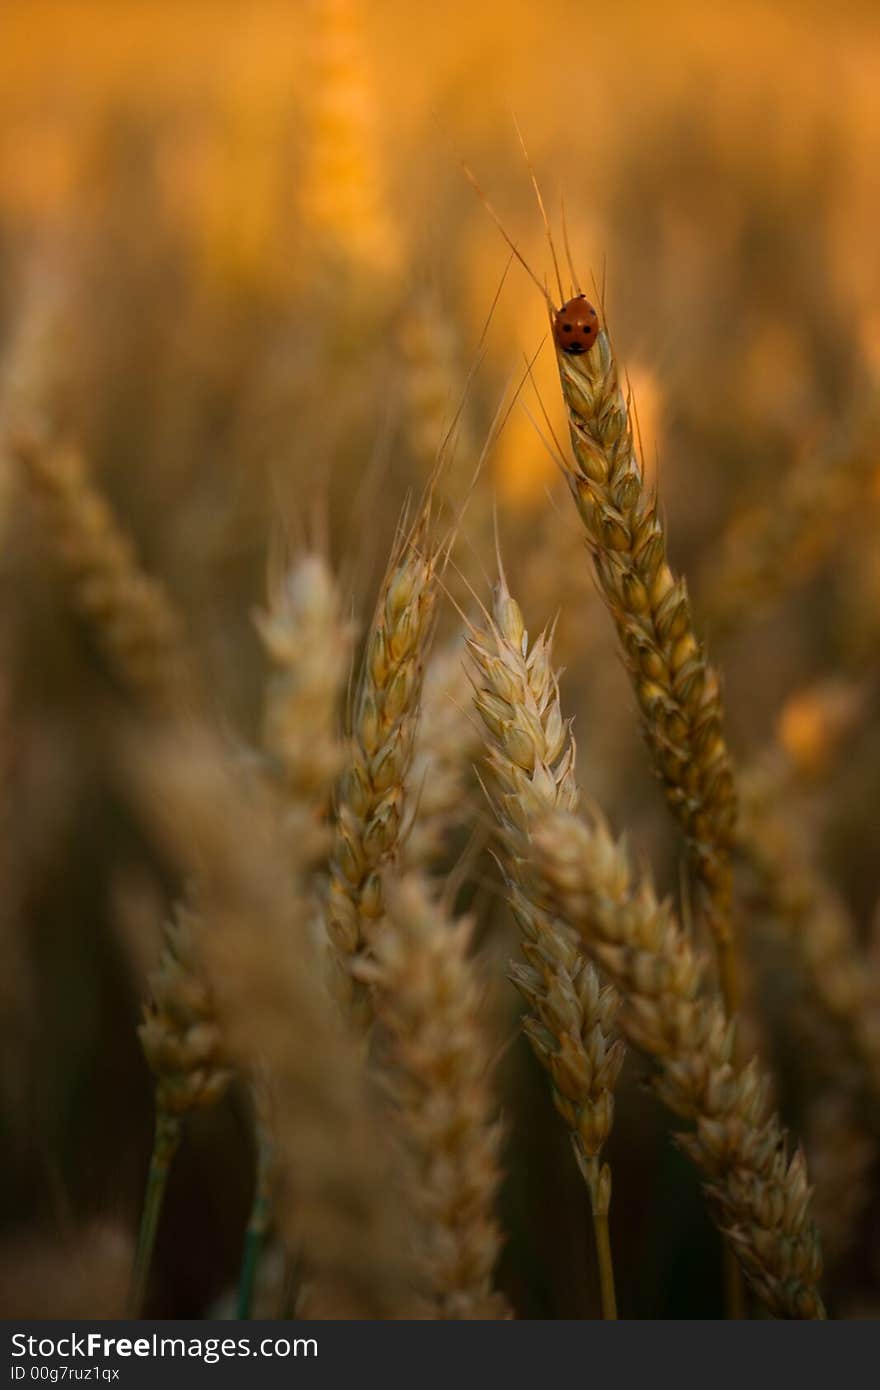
[461, 155, 826, 1319]
[464, 157, 740, 1016]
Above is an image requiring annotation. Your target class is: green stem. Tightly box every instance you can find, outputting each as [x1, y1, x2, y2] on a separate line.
[129, 1109, 181, 1317]
[236, 1126, 274, 1320]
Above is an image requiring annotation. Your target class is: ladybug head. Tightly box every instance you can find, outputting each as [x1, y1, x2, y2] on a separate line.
[553, 295, 599, 355]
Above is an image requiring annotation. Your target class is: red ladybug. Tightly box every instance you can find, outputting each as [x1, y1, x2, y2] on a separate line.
[553, 295, 599, 354]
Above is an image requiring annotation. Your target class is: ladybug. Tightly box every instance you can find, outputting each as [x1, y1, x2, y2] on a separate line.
[553, 295, 599, 354]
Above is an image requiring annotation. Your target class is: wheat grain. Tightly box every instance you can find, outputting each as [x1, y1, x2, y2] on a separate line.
[553, 327, 739, 1010]
[362, 874, 508, 1319]
[530, 804, 824, 1318]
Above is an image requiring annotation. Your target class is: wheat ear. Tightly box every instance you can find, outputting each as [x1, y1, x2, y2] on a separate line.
[131, 897, 233, 1314]
[467, 572, 624, 1318]
[326, 508, 439, 1025]
[702, 402, 880, 636]
[806, 1092, 876, 1273]
[240, 551, 358, 1312]
[554, 330, 739, 1011]
[138, 732, 418, 1318]
[361, 874, 509, 1319]
[300, 0, 400, 281]
[256, 551, 356, 872]
[14, 437, 195, 715]
[739, 754, 880, 1103]
[530, 805, 824, 1319]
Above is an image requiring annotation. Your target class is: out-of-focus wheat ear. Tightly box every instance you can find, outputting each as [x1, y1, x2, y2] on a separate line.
[701, 399, 880, 637]
[12, 437, 197, 718]
[326, 503, 440, 1028]
[361, 874, 510, 1319]
[255, 550, 356, 874]
[531, 805, 825, 1319]
[553, 326, 740, 1014]
[138, 898, 234, 1121]
[738, 749, 880, 1104]
[397, 289, 494, 563]
[131, 895, 234, 1316]
[135, 730, 419, 1319]
[806, 1092, 876, 1274]
[299, 0, 401, 286]
[246, 552, 355, 1316]
[466, 567, 623, 1318]
[0, 257, 73, 512]
[402, 633, 483, 874]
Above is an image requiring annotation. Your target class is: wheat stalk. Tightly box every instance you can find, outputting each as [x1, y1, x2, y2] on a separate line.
[530, 804, 825, 1319]
[467, 570, 624, 1317]
[326, 508, 439, 1026]
[362, 874, 509, 1319]
[553, 327, 739, 1011]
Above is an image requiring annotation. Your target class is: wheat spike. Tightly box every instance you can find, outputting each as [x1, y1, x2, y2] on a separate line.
[531, 804, 825, 1319]
[467, 570, 624, 1315]
[139, 899, 233, 1118]
[363, 874, 509, 1319]
[554, 326, 739, 1011]
[256, 551, 356, 871]
[703, 402, 880, 636]
[138, 732, 418, 1318]
[14, 437, 195, 716]
[739, 752, 880, 1103]
[326, 508, 439, 1026]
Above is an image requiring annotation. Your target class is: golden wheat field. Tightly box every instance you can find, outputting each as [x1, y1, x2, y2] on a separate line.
[2, 0, 880, 1324]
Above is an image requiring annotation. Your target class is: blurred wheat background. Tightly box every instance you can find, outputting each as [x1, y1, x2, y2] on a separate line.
[2, 0, 880, 1321]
